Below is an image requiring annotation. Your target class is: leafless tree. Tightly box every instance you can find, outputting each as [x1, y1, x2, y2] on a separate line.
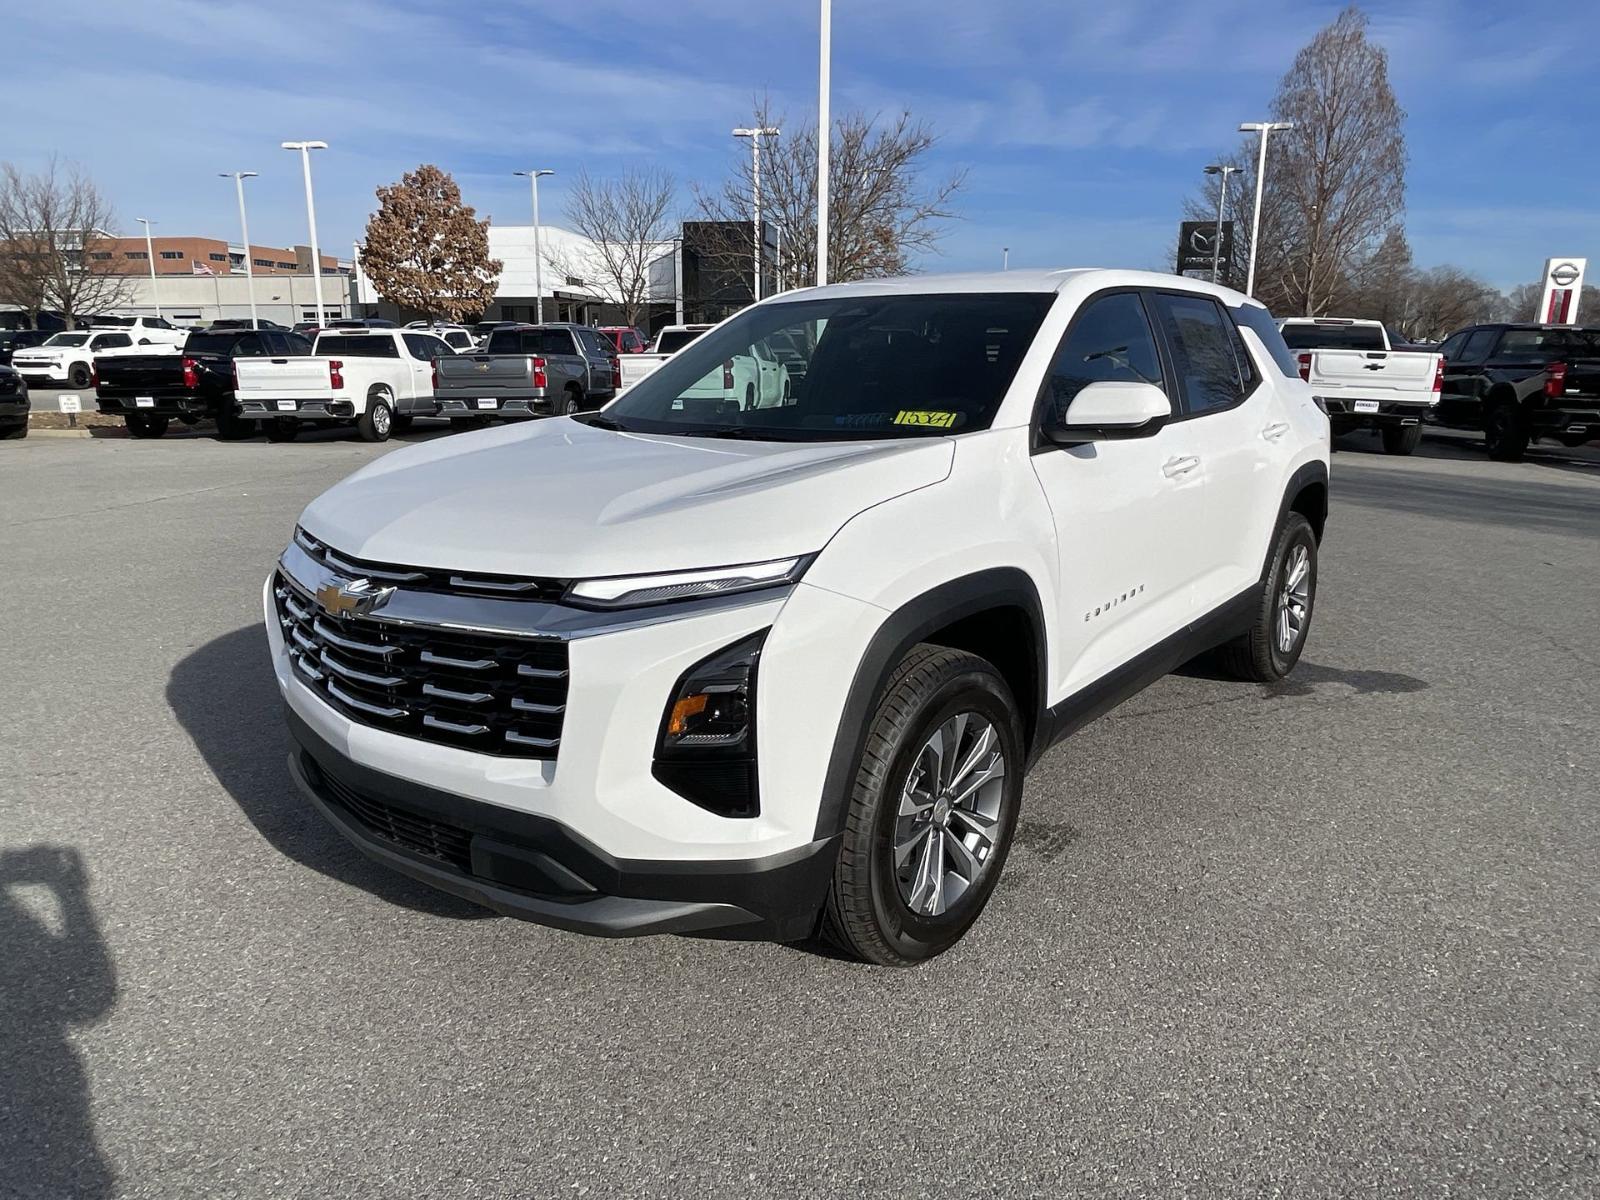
[0, 158, 132, 327]
[695, 100, 966, 290]
[1404, 268, 1501, 340]
[551, 168, 676, 328]
[1185, 6, 1405, 316]
[1496, 280, 1600, 325]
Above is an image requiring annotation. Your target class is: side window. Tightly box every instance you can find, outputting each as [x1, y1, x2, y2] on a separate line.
[233, 333, 265, 356]
[578, 330, 606, 357]
[1436, 331, 1469, 362]
[1041, 292, 1165, 425]
[1457, 329, 1499, 364]
[94, 333, 132, 349]
[401, 333, 435, 361]
[446, 332, 471, 350]
[1149, 292, 1246, 416]
[427, 336, 453, 357]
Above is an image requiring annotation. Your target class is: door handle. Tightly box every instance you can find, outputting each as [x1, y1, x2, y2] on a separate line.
[1161, 455, 1200, 479]
[1261, 422, 1290, 441]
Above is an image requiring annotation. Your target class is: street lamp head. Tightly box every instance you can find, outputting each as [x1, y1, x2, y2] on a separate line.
[1204, 164, 1238, 176]
[514, 169, 555, 179]
[221, 171, 259, 180]
[733, 127, 781, 139]
[1238, 121, 1294, 133]
[281, 140, 328, 151]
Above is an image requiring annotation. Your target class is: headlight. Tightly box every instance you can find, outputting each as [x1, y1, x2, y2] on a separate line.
[652, 631, 765, 817]
[565, 555, 811, 609]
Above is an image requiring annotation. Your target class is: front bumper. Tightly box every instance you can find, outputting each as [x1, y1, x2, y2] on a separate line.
[286, 705, 838, 939]
[11, 363, 68, 383]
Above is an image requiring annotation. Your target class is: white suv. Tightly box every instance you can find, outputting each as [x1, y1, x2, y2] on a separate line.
[265, 269, 1329, 966]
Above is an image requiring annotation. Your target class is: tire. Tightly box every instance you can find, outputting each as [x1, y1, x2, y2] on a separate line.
[124, 412, 168, 439]
[67, 363, 91, 389]
[1381, 423, 1422, 455]
[560, 387, 583, 416]
[821, 645, 1025, 967]
[0, 419, 27, 440]
[1485, 400, 1528, 462]
[265, 418, 299, 442]
[357, 394, 393, 442]
[214, 407, 252, 441]
[1218, 513, 1317, 683]
[391, 413, 414, 433]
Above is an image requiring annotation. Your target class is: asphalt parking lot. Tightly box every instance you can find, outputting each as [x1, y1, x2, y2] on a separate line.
[3, 427, 1598, 1199]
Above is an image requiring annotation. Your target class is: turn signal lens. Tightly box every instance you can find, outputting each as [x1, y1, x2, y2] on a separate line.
[667, 693, 709, 737]
[654, 631, 767, 817]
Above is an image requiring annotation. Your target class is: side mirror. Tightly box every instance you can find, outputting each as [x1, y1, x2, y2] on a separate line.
[1044, 380, 1171, 447]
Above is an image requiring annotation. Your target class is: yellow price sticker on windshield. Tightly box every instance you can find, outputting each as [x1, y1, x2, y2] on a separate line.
[893, 410, 958, 428]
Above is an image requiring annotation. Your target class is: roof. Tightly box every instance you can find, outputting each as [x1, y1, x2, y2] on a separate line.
[769, 267, 1261, 306]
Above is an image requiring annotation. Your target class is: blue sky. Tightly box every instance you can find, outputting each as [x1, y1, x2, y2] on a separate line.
[5, 0, 1593, 291]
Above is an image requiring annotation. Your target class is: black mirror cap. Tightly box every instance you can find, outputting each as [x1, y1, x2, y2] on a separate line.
[1040, 411, 1170, 448]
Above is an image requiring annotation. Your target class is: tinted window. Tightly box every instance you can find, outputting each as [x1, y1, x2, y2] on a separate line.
[315, 335, 398, 358]
[1039, 293, 1165, 424]
[1496, 327, 1600, 359]
[231, 333, 267, 357]
[527, 330, 577, 355]
[655, 329, 704, 354]
[603, 293, 1052, 441]
[402, 333, 437, 361]
[623, 331, 644, 352]
[445, 332, 472, 350]
[485, 329, 521, 354]
[1279, 322, 1387, 351]
[1150, 293, 1246, 415]
[91, 333, 132, 349]
[1436, 331, 1470, 362]
[1232, 304, 1300, 378]
[1456, 329, 1500, 364]
[282, 333, 313, 355]
[184, 332, 243, 354]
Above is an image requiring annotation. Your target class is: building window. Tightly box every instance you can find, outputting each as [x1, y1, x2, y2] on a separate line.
[89, 251, 113, 260]
[208, 253, 228, 262]
[253, 258, 273, 267]
[565, 275, 585, 287]
[276, 261, 296, 270]
[159, 250, 184, 260]
[125, 251, 148, 260]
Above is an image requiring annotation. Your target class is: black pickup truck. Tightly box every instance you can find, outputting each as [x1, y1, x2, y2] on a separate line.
[95, 327, 312, 439]
[1434, 323, 1600, 460]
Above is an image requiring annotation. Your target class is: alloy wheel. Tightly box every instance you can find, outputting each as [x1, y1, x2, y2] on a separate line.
[1276, 543, 1311, 654]
[893, 712, 1007, 917]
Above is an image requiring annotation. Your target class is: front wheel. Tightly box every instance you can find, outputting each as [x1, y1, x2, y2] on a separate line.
[821, 645, 1024, 967]
[68, 363, 91, 389]
[125, 412, 168, 439]
[1218, 513, 1317, 682]
[357, 397, 393, 442]
[1381, 423, 1422, 455]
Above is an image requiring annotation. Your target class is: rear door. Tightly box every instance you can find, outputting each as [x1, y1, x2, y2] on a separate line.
[400, 333, 444, 406]
[575, 327, 617, 395]
[541, 329, 585, 393]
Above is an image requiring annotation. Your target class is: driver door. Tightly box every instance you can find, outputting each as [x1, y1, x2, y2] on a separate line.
[1030, 290, 1209, 698]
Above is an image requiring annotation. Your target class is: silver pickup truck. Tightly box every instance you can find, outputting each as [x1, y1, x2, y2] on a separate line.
[433, 323, 619, 426]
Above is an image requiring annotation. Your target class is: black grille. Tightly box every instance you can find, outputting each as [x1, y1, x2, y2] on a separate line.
[0, 375, 18, 396]
[319, 770, 472, 870]
[275, 571, 569, 758]
[294, 527, 570, 602]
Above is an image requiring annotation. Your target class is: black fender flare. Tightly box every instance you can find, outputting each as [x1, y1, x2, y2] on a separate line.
[812, 567, 1047, 841]
[1261, 460, 1329, 581]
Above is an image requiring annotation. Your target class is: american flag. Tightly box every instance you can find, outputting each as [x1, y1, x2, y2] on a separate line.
[192, 260, 215, 276]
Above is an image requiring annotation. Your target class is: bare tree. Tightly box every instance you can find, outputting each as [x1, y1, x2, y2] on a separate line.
[1185, 6, 1405, 316]
[1496, 280, 1600, 325]
[361, 164, 501, 322]
[1404, 268, 1501, 340]
[695, 100, 965, 290]
[551, 168, 676, 329]
[0, 159, 133, 327]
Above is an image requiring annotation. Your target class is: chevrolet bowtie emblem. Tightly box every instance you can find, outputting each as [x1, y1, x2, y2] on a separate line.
[316, 576, 395, 618]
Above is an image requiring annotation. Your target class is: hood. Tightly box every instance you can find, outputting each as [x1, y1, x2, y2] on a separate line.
[299, 418, 954, 578]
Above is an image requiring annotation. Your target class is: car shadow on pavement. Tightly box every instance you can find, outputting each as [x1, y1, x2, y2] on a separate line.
[166, 626, 489, 919]
[1178, 656, 1429, 697]
[0, 845, 118, 1198]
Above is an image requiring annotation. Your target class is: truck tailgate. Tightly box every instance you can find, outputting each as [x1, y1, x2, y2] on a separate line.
[236, 357, 332, 396]
[96, 355, 184, 392]
[436, 354, 534, 396]
[618, 353, 669, 391]
[1309, 349, 1438, 395]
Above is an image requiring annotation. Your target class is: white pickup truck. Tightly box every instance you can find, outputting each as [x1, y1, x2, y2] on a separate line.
[616, 324, 712, 392]
[233, 329, 453, 442]
[1278, 317, 1442, 455]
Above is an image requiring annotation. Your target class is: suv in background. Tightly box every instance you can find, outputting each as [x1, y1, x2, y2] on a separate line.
[267, 268, 1329, 967]
[1434, 324, 1600, 458]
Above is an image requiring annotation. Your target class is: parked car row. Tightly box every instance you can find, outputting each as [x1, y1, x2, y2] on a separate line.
[1279, 315, 1600, 459]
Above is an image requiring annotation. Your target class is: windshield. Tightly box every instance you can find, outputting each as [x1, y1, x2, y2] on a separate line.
[654, 328, 705, 354]
[601, 294, 1051, 441]
[44, 333, 90, 347]
[313, 334, 397, 357]
[1279, 323, 1386, 351]
[86, 315, 133, 327]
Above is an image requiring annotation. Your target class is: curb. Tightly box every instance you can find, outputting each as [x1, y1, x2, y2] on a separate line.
[27, 427, 95, 439]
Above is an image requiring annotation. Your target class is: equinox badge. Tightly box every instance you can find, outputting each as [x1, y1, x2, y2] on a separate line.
[316, 576, 395, 618]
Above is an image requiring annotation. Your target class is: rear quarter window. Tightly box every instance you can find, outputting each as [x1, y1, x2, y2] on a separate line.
[315, 335, 399, 358]
[1232, 304, 1300, 379]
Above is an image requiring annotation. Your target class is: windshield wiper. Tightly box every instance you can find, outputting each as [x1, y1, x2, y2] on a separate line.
[673, 426, 775, 440]
[577, 413, 632, 432]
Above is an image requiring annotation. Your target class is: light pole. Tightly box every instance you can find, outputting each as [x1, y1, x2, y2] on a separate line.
[1238, 121, 1293, 298]
[221, 171, 259, 328]
[281, 140, 328, 325]
[1002, 247, 1009, 271]
[733, 127, 780, 302]
[1203, 164, 1239, 285]
[514, 169, 555, 324]
[817, 0, 831, 287]
[136, 217, 161, 318]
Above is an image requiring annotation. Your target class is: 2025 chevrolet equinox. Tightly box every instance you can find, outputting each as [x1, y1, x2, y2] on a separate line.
[266, 269, 1329, 966]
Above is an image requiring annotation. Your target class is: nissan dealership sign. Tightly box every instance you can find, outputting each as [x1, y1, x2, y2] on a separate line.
[1538, 257, 1587, 323]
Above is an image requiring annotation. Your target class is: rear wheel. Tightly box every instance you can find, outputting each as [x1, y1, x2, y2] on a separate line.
[1381, 423, 1422, 455]
[560, 387, 583, 416]
[357, 395, 393, 442]
[124, 412, 168, 439]
[67, 363, 91, 389]
[214, 407, 252, 441]
[1485, 401, 1528, 461]
[821, 645, 1024, 967]
[265, 417, 299, 442]
[0, 418, 27, 440]
[1218, 512, 1317, 683]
